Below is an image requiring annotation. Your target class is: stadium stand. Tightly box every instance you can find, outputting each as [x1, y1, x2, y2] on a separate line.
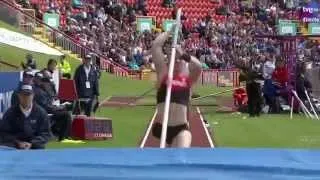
[4, 0, 320, 114]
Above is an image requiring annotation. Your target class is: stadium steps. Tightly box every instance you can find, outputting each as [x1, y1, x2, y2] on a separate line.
[31, 28, 82, 60]
[55, 46, 64, 50]
[32, 34, 48, 42]
[34, 26, 43, 34]
[32, 34, 55, 47]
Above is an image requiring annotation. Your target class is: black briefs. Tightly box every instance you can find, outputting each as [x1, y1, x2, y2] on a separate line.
[152, 122, 189, 145]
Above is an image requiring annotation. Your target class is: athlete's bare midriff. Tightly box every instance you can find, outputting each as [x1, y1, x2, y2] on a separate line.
[156, 102, 188, 126]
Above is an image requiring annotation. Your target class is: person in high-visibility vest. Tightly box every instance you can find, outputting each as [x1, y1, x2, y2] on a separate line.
[58, 55, 72, 79]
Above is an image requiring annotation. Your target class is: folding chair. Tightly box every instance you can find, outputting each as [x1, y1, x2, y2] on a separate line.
[58, 79, 79, 113]
[58, 78, 94, 116]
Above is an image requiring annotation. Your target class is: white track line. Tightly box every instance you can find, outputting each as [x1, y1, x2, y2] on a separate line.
[196, 107, 214, 148]
[98, 96, 111, 107]
[140, 109, 158, 148]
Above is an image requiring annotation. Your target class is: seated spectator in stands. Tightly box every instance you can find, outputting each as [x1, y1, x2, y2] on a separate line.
[128, 57, 140, 71]
[11, 70, 35, 107]
[74, 54, 100, 116]
[0, 84, 51, 149]
[72, 0, 83, 8]
[21, 54, 36, 70]
[134, 49, 144, 66]
[16, 0, 31, 8]
[58, 55, 72, 79]
[33, 72, 72, 142]
[163, 0, 174, 8]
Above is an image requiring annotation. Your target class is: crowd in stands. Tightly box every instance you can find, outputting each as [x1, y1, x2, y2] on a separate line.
[12, 0, 320, 71]
[10, 0, 319, 69]
[0, 0, 320, 149]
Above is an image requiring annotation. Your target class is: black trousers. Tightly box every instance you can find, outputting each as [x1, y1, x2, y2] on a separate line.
[74, 99, 94, 117]
[51, 111, 72, 141]
[246, 83, 262, 116]
[264, 95, 280, 113]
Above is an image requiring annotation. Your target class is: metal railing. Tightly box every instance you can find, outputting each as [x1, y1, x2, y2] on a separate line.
[0, 0, 137, 78]
[201, 69, 240, 87]
[0, 0, 241, 85]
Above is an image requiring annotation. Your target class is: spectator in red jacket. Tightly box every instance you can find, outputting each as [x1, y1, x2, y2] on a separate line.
[272, 59, 288, 88]
[272, 58, 289, 103]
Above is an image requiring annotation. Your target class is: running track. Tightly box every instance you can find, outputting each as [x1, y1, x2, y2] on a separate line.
[140, 107, 214, 148]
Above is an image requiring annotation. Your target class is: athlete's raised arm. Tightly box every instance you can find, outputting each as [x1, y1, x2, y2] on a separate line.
[176, 46, 202, 85]
[151, 31, 171, 80]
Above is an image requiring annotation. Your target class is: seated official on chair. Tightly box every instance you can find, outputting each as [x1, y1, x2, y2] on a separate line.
[0, 84, 51, 149]
[33, 72, 72, 142]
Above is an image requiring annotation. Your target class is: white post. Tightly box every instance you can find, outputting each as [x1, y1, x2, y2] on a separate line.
[292, 90, 313, 119]
[290, 96, 294, 120]
[160, 8, 182, 148]
[305, 90, 319, 120]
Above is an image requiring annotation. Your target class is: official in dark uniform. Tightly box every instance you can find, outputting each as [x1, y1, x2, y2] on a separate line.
[73, 54, 100, 116]
[33, 72, 72, 141]
[239, 61, 264, 117]
[0, 84, 51, 149]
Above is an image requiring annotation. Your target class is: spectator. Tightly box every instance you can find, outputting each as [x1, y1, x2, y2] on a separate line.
[72, 0, 83, 8]
[74, 54, 100, 116]
[58, 55, 72, 79]
[21, 54, 36, 70]
[42, 69, 58, 99]
[272, 58, 289, 102]
[11, 70, 35, 107]
[0, 84, 51, 149]
[46, 59, 58, 75]
[163, 0, 174, 8]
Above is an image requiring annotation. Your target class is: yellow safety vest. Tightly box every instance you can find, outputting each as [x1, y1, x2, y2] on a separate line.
[58, 61, 71, 74]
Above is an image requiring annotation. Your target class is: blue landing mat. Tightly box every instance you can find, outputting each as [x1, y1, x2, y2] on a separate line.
[1, 148, 320, 180]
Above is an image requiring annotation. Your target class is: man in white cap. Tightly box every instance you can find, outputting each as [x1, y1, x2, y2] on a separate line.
[74, 54, 100, 116]
[0, 84, 51, 149]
